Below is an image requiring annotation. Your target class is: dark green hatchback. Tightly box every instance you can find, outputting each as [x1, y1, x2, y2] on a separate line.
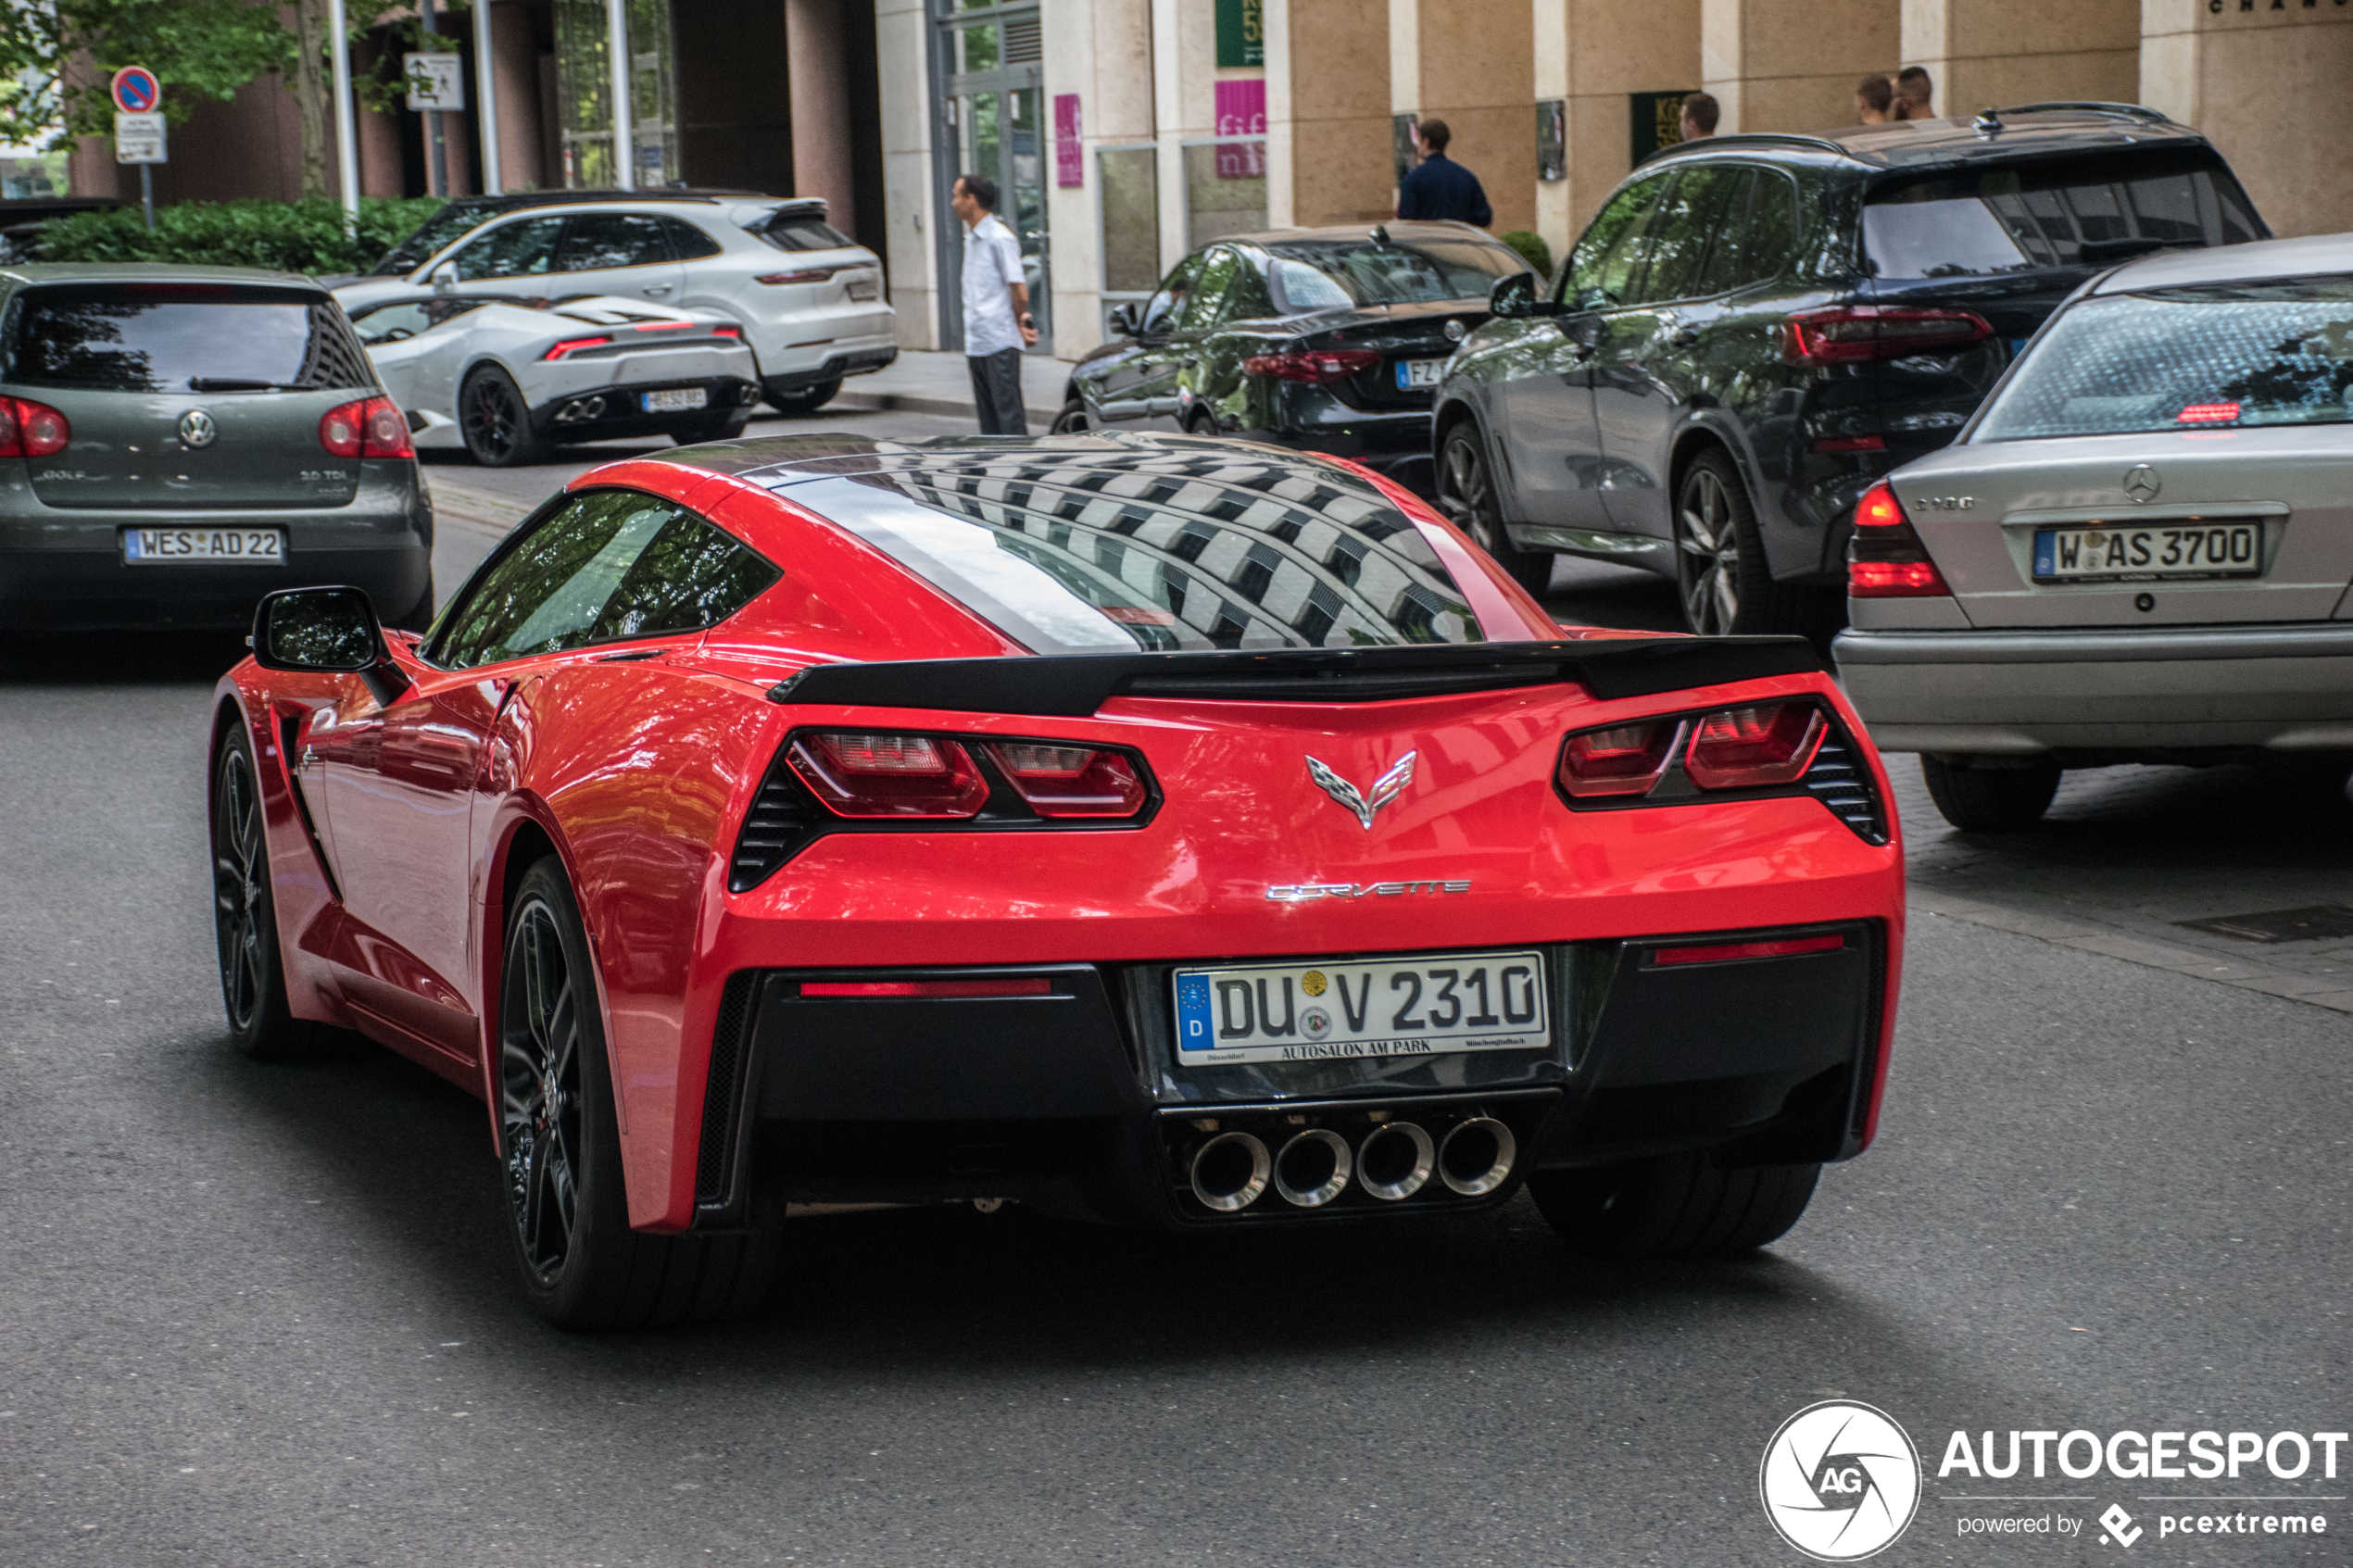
[0, 264, 433, 633]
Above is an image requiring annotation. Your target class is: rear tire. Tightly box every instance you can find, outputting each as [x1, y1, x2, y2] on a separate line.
[1049, 398, 1089, 433]
[211, 725, 316, 1061]
[1528, 1154, 1819, 1259]
[459, 368, 546, 467]
[1673, 448, 1831, 637]
[1920, 755, 2061, 831]
[497, 859, 783, 1330]
[762, 376, 840, 416]
[1436, 421, 1553, 597]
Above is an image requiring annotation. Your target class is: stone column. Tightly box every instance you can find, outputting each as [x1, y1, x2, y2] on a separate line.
[1150, 0, 1217, 271]
[788, 0, 857, 232]
[1264, 0, 1390, 230]
[875, 0, 941, 348]
[1701, 0, 1897, 133]
[1393, 0, 1535, 232]
[490, 0, 547, 194]
[1040, 0, 1153, 357]
[1532, 0, 1701, 267]
[2143, 0, 2353, 239]
[1900, 0, 2138, 120]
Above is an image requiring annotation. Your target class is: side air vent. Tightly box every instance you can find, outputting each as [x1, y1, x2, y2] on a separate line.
[728, 750, 825, 893]
[1804, 732, 1889, 846]
[696, 971, 760, 1208]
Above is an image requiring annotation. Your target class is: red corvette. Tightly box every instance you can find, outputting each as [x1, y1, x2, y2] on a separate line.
[210, 433, 1904, 1329]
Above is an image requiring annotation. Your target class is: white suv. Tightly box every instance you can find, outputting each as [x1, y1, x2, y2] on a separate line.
[333, 194, 894, 413]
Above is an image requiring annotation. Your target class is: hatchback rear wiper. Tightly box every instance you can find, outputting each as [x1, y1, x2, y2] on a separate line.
[186, 377, 308, 392]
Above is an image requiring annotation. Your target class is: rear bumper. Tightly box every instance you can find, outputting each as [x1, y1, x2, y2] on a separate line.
[1833, 623, 2353, 753]
[689, 924, 1888, 1231]
[761, 342, 900, 394]
[1240, 406, 1439, 495]
[531, 376, 761, 442]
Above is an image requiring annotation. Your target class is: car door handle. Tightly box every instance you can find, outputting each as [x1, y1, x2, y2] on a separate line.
[642, 284, 673, 296]
[1668, 328, 1700, 348]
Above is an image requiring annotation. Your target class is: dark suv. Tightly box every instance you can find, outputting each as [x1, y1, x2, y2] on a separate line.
[1431, 105, 2266, 633]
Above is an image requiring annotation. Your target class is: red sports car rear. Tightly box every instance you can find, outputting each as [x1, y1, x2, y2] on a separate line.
[210, 433, 1904, 1328]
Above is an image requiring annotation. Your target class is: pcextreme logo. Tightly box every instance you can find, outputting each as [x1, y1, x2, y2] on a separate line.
[1760, 1400, 1924, 1561]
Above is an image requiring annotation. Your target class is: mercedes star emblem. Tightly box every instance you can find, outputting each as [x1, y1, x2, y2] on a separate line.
[179, 409, 218, 448]
[1305, 751, 1416, 831]
[2122, 464, 2160, 503]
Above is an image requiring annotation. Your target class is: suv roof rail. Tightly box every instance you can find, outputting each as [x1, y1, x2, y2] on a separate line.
[1994, 101, 2173, 125]
[1642, 132, 1852, 164]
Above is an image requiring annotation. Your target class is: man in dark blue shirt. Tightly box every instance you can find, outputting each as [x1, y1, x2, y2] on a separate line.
[1395, 119, 1492, 227]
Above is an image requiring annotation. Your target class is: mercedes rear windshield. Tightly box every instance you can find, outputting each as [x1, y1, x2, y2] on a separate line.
[1975, 276, 2353, 441]
[2, 282, 375, 393]
[1863, 150, 2264, 280]
[770, 449, 1488, 654]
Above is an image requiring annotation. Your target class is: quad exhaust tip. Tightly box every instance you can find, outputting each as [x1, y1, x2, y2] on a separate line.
[1274, 1128, 1353, 1208]
[1355, 1121, 1436, 1201]
[1189, 1131, 1271, 1212]
[1182, 1113, 1518, 1213]
[1438, 1116, 1516, 1197]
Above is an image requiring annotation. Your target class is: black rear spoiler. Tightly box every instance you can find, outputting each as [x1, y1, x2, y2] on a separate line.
[764, 636, 1820, 717]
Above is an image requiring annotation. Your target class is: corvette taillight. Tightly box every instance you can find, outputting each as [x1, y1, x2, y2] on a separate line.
[787, 731, 989, 818]
[1682, 703, 1827, 789]
[984, 742, 1148, 818]
[320, 395, 412, 458]
[1556, 721, 1680, 798]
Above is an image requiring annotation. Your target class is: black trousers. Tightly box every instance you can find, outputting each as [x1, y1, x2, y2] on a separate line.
[967, 348, 1028, 436]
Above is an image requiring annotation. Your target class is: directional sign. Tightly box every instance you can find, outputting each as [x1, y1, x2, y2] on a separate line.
[403, 54, 465, 112]
[110, 66, 161, 115]
[114, 111, 167, 165]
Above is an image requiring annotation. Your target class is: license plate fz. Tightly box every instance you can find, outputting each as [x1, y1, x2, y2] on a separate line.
[642, 387, 709, 412]
[1395, 358, 1445, 390]
[2032, 521, 2260, 583]
[1175, 949, 1550, 1066]
[120, 528, 286, 566]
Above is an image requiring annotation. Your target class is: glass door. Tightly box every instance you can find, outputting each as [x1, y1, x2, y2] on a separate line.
[937, 2, 1050, 353]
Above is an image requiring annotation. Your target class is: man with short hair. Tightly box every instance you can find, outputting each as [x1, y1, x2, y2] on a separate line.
[1855, 74, 1895, 126]
[950, 170, 1037, 436]
[1395, 119, 1492, 228]
[1895, 66, 1933, 120]
[1679, 91, 1719, 141]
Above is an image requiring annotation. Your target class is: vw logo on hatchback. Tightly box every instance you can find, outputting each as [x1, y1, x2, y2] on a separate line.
[179, 409, 219, 448]
[2122, 464, 2160, 503]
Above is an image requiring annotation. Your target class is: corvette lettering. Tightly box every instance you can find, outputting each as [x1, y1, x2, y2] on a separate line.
[1265, 879, 1471, 902]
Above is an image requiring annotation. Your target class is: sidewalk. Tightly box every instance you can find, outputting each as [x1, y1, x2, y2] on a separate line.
[834, 348, 1074, 429]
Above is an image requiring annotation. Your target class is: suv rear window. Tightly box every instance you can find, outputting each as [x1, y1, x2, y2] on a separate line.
[758, 212, 857, 252]
[1975, 277, 2353, 441]
[2, 283, 374, 393]
[771, 451, 1486, 653]
[1864, 153, 2262, 279]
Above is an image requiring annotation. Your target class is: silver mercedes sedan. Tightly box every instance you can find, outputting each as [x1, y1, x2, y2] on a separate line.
[1832, 232, 2353, 830]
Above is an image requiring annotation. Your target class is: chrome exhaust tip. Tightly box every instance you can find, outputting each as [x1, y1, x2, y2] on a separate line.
[1438, 1116, 1516, 1196]
[1274, 1128, 1353, 1208]
[1355, 1121, 1435, 1201]
[1189, 1131, 1271, 1212]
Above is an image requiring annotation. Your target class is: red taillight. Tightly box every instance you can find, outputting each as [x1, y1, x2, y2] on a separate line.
[319, 395, 411, 459]
[1243, 347, 1382, 383]
[799, 977, 1052, 998]
[1683, 703, 1827, 790]
[1812, 433, 1884, 453]
[631, 320, 696, 332]
[756, 269, 842, 285]
[1847, 481, 1951, 598]
[1557, 721, 1680, 798]
[2177, 401, 2240, 424]
[1651, 935, 1845, 966]
[787, 731, 990, 818]
[543, 335, 612, 360]
[0, 396, 69, 458]
[984, 742, 1149, 818]
[1785, 306, 1994, 365]
[711, 324, 743, 338]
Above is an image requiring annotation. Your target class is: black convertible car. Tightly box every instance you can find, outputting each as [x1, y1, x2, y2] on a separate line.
[1051, 222, 1532, 495]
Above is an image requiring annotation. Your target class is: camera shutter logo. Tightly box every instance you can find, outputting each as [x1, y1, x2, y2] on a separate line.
[1758, 1400, 1922, 1561]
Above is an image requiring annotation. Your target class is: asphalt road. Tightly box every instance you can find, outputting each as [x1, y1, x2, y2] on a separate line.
[2, 412, 2347, 1566]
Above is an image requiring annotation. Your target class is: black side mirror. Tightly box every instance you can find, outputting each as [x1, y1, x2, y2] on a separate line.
[251, 586, 410, 706]
[1488, 273, 1541, 320]
[1108, 301, 1141, 339]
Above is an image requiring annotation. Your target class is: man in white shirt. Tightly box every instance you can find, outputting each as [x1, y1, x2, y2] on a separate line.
[950, 172, 1038, 434]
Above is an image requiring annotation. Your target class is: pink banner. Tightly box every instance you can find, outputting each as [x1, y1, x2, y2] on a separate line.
[1214, 79, 1265, 179]
[1053, 94, 1083, 188]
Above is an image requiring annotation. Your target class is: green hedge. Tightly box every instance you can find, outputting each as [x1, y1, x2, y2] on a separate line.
[33, 196, 447, 277]
[1498, 230, 1554, 282]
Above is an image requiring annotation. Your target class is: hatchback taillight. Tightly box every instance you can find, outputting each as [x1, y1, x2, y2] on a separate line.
[1847, 481, 1951, 597]
[1683, 703, 1827, 790]
[1243, 347, 1382, 383]
[787, 732, 991, 818]
[320, 395, 412, 458]
[1785, 306, 1993, 365]
[1557, 721, 1680, 798]
[0, 395, 70, 458]
[984, 742, 1149, 817]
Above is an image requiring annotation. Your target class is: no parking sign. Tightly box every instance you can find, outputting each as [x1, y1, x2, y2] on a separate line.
[110, 66, 161, 115]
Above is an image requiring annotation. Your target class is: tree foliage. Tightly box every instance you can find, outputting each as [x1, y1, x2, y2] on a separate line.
[0, 0, 296, 147]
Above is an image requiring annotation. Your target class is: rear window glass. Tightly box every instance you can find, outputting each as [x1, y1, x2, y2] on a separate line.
[1262, 239, 1527, 309]
[1864, 154, 2262, 279]
[773, 450, 1487, 654]
[372, 201, 497, 275]
[1976, 277, 2353, 441]
[3, 285, 374, 392]
[758, 213, 856, 252]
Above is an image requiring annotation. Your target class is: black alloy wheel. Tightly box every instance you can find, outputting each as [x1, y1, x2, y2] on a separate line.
[763, 376, 841, 416]
[459, 368, 544, 467]
[1436, 422, 1553, 597]
[1049, 398, 1089, 433]
[1673, 448, 1826, 637]
[211, 726, 314, 1060]
[496, 859, 784, 1329]
[1527, 1154, 1820, 1258]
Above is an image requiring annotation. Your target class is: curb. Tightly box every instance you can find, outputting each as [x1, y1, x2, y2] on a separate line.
[832, 385, 1064, 429]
